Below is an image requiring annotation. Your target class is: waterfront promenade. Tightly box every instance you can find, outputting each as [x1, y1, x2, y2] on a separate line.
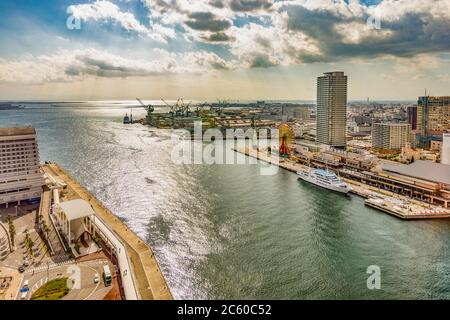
[235, 147, 450, 220]
[43, 164, 172, 300]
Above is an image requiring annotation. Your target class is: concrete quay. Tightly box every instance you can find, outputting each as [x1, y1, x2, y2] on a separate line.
[234, 147, 450, 220]
[42, 164, 173, 300]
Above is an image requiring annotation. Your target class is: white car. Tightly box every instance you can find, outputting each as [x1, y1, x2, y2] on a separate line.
[94, 274, 100, 284]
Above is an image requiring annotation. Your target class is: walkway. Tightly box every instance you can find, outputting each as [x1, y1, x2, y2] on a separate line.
[93, 215, 138, 300]
[39, 188, 68, 259]
[43, 164, 172, 300]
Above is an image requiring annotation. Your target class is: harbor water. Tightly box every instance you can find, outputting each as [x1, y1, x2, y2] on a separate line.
[1, 103, 450, 299]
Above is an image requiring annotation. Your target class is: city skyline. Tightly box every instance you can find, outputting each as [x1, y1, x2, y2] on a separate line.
[1, 0, 450, 101]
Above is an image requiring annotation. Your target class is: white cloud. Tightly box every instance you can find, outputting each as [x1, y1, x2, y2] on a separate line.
[69, 1, 147, 32]
[66, 0, 450, 68]
[0, 48, 235, 84]
[68, 0, 174, 42]
[3, 0, 450, 84]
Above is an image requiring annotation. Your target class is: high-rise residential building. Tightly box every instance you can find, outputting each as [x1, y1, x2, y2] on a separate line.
[417, 96, 450, 148]
[372, 123, 411, 150]
[316, 71, 348, 148]
[407, 106, 418, 130]
[0, 127, 45, 207]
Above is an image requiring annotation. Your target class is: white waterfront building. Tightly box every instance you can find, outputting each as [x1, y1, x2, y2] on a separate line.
[0, 127, 45, 207]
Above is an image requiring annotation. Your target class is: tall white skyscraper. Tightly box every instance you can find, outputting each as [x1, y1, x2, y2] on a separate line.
[316, 71, 348, 148]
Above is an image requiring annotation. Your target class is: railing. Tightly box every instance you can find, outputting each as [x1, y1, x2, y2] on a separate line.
[91, 215, 139, 300]
[48, 206, 68, 253]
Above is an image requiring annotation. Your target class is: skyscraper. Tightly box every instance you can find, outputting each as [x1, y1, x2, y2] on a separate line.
[316, 71, 348, 148]
[417, 96, 450, 148]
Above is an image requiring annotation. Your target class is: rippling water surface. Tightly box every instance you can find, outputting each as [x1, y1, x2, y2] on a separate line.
[1, 103, 450, 299]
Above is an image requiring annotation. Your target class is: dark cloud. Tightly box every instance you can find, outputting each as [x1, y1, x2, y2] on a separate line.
[229, 0, 273, 12]
[201, 32, 232, 42]
[210, 61, 230, 70]
[254, 36, 272, 49]
[281, 4, 450, 63]
[249, 54, 277, 68]
[185, 12, 232, 32]
[209, 0, 225, 9]
[64, 54, 175, 78]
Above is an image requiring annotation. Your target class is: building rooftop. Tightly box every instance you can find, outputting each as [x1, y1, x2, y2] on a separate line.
[373, 122, 410, 127]
[59, 199, 95, 221]
[382, 160, 450, 185]
[0, 126, 36, 137]
[323, 71, 345, 76]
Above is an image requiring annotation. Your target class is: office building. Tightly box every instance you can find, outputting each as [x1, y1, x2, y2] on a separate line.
[417, 96, 450, 148]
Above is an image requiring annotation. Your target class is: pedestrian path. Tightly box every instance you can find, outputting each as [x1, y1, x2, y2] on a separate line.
[26, 258, 75, 274]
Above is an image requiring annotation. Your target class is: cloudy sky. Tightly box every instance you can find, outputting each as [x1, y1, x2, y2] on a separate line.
[0, 0, 449, 101]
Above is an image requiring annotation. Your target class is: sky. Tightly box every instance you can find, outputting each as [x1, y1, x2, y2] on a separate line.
[0, 0, 449, 101]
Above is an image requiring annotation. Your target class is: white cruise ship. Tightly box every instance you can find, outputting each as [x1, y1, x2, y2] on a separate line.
[297, 168, 352, 194]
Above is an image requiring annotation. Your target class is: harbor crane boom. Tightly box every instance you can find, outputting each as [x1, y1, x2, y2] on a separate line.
[136, 98, 154, 114]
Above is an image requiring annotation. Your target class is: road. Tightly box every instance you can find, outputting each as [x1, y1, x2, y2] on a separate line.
[18, 259, 111, 300]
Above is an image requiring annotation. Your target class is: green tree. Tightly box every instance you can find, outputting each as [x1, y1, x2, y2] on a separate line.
[24, 230, 34, 257]
[7, 216, 16, 247]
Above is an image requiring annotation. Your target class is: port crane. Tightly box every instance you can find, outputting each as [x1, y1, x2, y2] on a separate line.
[136, 98, 155, 114]
[194, 102, 210, 116]
[211, 100, 226, 116]
[161, 98, 192, 117]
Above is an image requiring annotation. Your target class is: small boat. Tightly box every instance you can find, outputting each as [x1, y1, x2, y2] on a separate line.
[297, 168, 352, 194]
[123, 113, 131, 124]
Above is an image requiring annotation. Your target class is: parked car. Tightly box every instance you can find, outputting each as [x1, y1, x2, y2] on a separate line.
[94, 274, 100, 284]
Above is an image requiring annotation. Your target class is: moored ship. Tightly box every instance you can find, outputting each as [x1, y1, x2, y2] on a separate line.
[297, 168, 352, 194]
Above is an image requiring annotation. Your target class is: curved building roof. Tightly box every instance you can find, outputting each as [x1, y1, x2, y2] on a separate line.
[382, 160, 450, 186]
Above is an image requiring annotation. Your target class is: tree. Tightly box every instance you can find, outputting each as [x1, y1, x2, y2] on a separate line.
[7, 216, 16, 247]
[24, 229, 34, 257]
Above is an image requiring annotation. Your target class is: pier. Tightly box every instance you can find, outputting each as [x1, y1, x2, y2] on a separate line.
[234, 147, 450, 220]
[42, 164, 173, 300]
